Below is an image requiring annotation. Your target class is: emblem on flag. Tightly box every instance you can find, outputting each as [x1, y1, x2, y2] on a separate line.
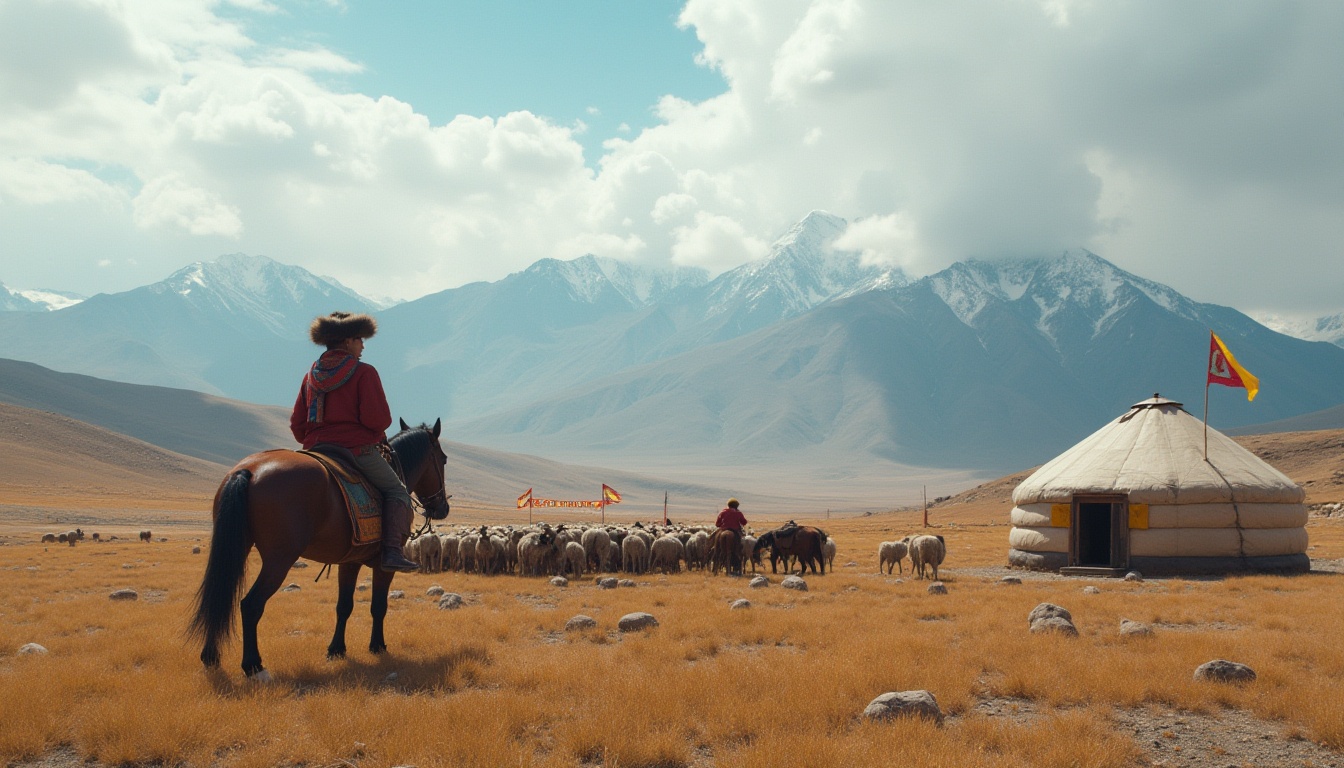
[516, 488, 533, 508]
[1207, 332, 1259, 401]
[602, 484, 621, 503]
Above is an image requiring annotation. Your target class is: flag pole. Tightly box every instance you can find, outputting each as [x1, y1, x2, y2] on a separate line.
[601, 489, 606, 524]
[529, 494, 533, 525]
[1203, 381, 1210, 461]
[663, 491, 668, 526]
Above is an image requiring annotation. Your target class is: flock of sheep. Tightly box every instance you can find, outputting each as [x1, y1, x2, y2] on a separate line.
[877, 534, 948, 580]
[39, 529, 155, 545]
[403, 522, 835, 577]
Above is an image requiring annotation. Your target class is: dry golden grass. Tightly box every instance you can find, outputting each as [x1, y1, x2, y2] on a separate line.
[3, 511, 1344, 768]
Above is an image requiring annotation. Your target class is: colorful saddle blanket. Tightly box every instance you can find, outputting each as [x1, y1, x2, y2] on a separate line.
[300, 448, 382, 546]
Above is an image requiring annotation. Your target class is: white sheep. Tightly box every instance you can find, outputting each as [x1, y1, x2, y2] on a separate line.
[650, 535, 684, 574]
[418, 532, 442, 573]
[905, 534, 947, 580]
[878, 540, 908, 574]
[518, 530, 558, 576]
[684, 530, 709, 570]
[459, 534, 479, 573]
[621, 534, 650, 575]
[561, 541, 587, 578]
[581, 527, 612, 572]
[475, 527, 499, 575]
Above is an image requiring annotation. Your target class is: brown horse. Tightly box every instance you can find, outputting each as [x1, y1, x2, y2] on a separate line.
[189, 419, 450, 680]
[708, 528, 743, 575]
[753, 526, 828, 575]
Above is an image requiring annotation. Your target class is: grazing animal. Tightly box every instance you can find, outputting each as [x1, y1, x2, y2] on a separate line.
[878, 540, 908, 574]
[741, 535, 759, 573]
[417, 531, 442, 573]
[518, 530, 558, 576]
[189, 420, 451, 680]
[561, 541, 587, 578]
[621, 534, 650, 575]
[708, 528, 743, 576]
[904, 534, 947, 580]
[41, 533, 57, 543]
[581, 527, 612, 572]
[475, 526, 499, 575]
[650, 535, 684, 574]
[754, 526, 828, 575]
[139, 530, 152, 543]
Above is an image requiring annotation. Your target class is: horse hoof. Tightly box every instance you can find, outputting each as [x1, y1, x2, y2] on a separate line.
[370, 644, 387, 655]
[327, 650, 346, 660]
[248, 668, 273, 683]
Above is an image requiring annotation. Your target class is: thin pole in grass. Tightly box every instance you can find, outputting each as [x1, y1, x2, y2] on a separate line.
[923, 485, 928, 528]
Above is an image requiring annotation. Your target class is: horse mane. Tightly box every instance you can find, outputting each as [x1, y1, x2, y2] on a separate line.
[389, 423, 434, 473]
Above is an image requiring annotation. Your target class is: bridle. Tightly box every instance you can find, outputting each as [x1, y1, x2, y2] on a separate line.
[408, 430, 450, 538]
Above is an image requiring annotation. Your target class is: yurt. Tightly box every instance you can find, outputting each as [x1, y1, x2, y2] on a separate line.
[1008, 395, 1308, 575]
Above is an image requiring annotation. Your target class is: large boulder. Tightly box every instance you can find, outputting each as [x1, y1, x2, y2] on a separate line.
[1028, 603, 1072, 624]
[1194, 659, 1256, 684]
[863, 690, 944, 725]
[565, 615, 598, 631]
[17, 643, 48, 655]
[1119, 619, 1154, 637]
[1030, 616, 1078, 636]
[437, 593, 464, 610]
[730, 599, 751, 610]
[108, 589, 139, 601]
[617, 612, 659, 632]
[781, 575, 808, 591]
[749, 576, 770, 588]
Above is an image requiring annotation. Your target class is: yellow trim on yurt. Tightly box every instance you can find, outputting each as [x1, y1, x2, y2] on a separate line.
[1050, 504, 1071, 527]
[1129, 503, 1149, 529]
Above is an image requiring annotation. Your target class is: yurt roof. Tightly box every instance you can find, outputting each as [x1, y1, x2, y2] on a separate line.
[1013, 395, 1304, 506]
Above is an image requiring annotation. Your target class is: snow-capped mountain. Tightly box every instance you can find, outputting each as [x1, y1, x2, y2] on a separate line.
[693, 210, 907, 340]
[151, 253, 378, 335]
[0, 282, 85, 311]
[1252, 311, 1344, 349]
[452, 250, 1344, 471]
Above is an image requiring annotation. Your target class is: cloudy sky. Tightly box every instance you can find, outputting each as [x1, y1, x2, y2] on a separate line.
[1, 0, 1341, 317]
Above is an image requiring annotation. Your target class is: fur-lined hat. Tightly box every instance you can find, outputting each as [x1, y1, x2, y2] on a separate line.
[310, 312, 377, 346]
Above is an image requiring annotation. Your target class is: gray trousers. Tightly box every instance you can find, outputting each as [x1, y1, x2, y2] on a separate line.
[354, 451, 413, 509]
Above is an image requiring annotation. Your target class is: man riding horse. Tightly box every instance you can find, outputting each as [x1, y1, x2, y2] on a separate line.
[289, 311, 418, 573]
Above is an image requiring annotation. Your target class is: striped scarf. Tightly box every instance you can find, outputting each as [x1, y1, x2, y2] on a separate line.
[304, 350, 360, 424]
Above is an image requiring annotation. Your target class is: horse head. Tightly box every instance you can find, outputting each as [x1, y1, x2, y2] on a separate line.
[391, 419, 450, 520]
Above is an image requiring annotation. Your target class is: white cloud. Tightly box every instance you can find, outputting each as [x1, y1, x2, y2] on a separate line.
[132, 174, 243, 237]
[0, 0, 1341, 314]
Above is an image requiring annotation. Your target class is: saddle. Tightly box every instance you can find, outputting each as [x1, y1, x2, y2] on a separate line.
[773, 522, 801, 548]
[300, 444, 385, 546]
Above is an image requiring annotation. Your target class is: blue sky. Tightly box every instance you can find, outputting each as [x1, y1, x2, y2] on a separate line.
[1, 1, 1343, 320]
[221, 1, 726, 165]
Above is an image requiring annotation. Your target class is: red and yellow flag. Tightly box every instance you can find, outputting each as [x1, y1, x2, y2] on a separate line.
[602, 484, 622, 504]
[1207, 332, 1259, 401]
[516, 488, 532, 508]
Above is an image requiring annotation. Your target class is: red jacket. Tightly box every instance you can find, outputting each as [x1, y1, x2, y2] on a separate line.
[716, 507, 747, 531]
[289, 363, 392, 450]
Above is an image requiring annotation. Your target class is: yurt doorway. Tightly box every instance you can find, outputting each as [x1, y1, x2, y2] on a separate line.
[1067, 494, 1130, 574]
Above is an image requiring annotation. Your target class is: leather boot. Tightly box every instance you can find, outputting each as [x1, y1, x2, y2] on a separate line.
[380, 497, 419, 573]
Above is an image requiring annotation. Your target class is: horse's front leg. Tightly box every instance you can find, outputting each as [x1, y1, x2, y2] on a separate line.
[238, 556, 294, 680]
[327, 562, 361, 660]
[369, 568, 394, 654]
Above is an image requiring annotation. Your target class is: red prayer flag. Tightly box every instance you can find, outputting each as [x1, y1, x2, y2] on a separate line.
[601, 484, 621, 503]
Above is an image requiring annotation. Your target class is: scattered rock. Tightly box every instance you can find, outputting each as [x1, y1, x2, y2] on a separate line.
[618, 579, 637, 587]
[384, 672, 398, 682]
[1194, 659, 1256, 684]
[892, 578, 905, 584]
[781, 575, 808, 591]
[388, 590, 405, 600]
[1083, 586, 1101, 594]
[862, 690, 944, 725]
[999, 576, 1022, 585]
[191, 546, 201, 555]
[1030, 616, 1079, 636]
[565, 615, 597, 631]
[157, 537, 168, 543]
[108, 589, 138, 601]
[845, 585, 859, 592]
[17, 643, 48, 655]
[1028, 603, 1073, 624]
[425, 585, 445, 597]
[927, 581, 948, 595]
[1124, 571, 1144, 582]
[550, 576, 568, 587]
[356, 583, 369, 592]
[437, 593, 464, 610]
[292, 561, 309, 569]
[280, 583, 300, 593]
[618, 612, 659, 632]
[730, 598, 751, 610]
[597, 577, 618, 589]
[1119, 619, 1154, 637]
[749, 576, 769, 588]
[844, 561, 858, 568]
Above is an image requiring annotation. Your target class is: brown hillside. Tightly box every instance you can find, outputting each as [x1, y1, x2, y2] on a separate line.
[0, 402, 225, 513]
[927, 428, 1344, 525]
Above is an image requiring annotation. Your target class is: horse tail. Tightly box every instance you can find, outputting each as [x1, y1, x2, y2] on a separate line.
[188, 469, 253, 652]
